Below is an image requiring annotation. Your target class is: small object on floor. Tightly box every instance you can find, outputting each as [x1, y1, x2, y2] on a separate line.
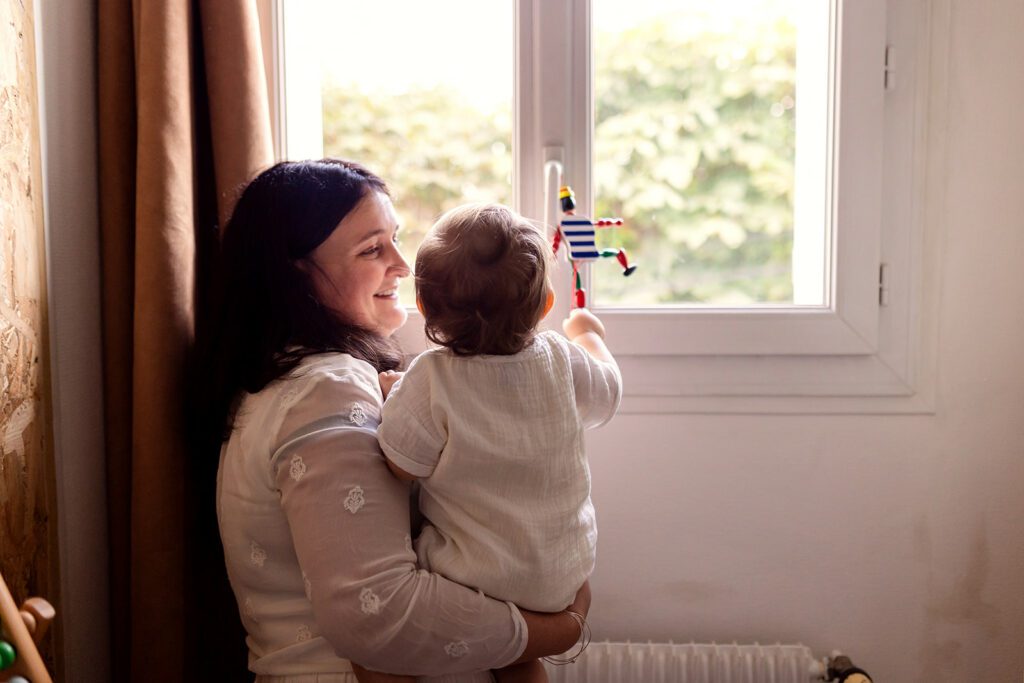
[827, 653, 873, 682]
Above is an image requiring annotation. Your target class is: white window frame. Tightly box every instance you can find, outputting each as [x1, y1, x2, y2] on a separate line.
[263, 0, 949, 414]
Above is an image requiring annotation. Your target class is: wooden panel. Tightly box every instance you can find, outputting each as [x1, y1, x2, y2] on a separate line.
[0, 0, 57, 668]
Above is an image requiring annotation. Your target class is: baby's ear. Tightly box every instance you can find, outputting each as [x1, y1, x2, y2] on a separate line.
[542, 289, 555, 318]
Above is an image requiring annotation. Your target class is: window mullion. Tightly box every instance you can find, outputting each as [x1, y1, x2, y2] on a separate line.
[516, 0, 589, 318]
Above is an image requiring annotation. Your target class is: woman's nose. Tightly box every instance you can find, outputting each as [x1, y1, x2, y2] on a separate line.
[389, 243, 412, 277]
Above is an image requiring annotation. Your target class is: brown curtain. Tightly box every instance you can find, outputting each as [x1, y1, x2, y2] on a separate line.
[97, 1, 273, 680]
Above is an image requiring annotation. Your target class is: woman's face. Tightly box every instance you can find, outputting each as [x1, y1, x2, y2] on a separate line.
[305, 190, 411, 336]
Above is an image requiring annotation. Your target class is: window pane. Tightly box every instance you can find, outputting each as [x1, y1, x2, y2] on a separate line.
[592, 0, 826, 306]
[312, 1, 513, 305]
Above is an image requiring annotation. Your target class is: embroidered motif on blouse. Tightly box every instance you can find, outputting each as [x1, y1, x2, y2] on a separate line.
[279, 386, 301, 408]
[349, 402, 369, 426]
[289, 454, 307, 481]
[343, 486, 366, 514]
[243, 596, 257, 622]
[249, 541, 267, 568]
[359, 587, 381, 615]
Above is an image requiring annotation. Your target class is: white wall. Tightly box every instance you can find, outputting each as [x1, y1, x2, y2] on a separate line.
[585, 2, 1024, 681]
[35, 0, 109, 680]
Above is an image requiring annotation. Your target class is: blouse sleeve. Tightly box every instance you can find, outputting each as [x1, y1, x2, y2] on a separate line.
[269, 363, 526, 675]
[563, 336, 623, 429]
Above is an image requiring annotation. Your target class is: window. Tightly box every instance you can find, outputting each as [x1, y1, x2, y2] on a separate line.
[591, 0, 827, 309]
[263, 1, 513, 307]
[265, 0, 944, 413]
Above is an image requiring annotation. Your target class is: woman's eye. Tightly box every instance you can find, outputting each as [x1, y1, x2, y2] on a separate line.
[361, 244, 382, 256]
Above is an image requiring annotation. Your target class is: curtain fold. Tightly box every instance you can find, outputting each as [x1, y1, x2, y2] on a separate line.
[97, 1, 273, 680]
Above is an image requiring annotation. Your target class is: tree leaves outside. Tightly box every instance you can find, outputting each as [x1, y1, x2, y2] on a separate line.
[321, 5, 799, 306]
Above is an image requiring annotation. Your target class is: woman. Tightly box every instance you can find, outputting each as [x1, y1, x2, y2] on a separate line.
[205, 159, 588, 682]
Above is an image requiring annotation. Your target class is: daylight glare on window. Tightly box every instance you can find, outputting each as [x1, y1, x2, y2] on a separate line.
[592, 0, 823, 307]
[310, 1, 513, 305]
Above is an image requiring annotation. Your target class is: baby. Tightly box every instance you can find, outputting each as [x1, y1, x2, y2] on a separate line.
[360, 203, 621, 683]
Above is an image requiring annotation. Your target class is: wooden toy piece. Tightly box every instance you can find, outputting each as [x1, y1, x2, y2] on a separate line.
[0, 571, 53, 683]
[20, 599, 54, 647]
[559, 185, 577, 213]
[553, 185, 638, 308]
[573, 263, 586, 308]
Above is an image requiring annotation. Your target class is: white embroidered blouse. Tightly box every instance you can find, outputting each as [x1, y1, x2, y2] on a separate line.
[217, 352, 527, 679]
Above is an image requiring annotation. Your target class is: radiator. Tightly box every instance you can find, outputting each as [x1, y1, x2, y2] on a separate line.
[542, 641, 829, 683]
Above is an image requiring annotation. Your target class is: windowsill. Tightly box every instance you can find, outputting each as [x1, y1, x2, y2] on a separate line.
[394, 294, 939, 415]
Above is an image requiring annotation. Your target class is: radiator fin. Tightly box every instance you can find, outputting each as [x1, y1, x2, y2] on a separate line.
[543, 641, 823, 683]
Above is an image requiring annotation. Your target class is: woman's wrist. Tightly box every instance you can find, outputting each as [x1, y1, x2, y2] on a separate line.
[513, 608, 584, 664]
[542, 610, 590, 666]
[556, 609, 584, 651]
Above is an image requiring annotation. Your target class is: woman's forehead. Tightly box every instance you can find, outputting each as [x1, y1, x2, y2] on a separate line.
[340, 191, 397, 240]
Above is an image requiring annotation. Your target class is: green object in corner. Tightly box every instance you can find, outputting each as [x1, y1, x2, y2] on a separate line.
[0, 638, 15, 669]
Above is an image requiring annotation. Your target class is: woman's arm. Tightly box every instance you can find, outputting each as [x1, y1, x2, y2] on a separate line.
[270, 366, 586, 676]
[275, 425, 526, 676]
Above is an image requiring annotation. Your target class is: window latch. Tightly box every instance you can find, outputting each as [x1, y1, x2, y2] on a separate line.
[879, 263, 890, 306]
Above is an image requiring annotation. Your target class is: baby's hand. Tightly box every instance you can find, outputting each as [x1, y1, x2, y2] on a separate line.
[378, 370, 404, 399]
[562, 308, 606, 340]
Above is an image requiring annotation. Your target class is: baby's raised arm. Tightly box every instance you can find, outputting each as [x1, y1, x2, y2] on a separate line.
[562, 308, 616, 365]
[561, 308, 622, 428]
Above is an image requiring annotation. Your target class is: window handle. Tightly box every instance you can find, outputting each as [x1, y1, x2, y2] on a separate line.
[543, 147, 564, 248]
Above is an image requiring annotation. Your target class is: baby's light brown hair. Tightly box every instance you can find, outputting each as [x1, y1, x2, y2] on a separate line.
[415, 203, 550, 356]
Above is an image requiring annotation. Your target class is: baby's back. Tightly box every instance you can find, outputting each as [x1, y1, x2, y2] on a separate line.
[381, 331, 598, 612]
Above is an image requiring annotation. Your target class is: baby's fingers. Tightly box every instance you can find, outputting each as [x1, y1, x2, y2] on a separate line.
[378, 370, 404, 399]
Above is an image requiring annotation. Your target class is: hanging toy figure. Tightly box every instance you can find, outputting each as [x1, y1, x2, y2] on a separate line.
[552, 185, 636, 308]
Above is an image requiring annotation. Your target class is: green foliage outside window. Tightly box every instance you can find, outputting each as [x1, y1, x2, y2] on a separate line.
[594, 10, 797, 305]
[321, 9, 797, 306]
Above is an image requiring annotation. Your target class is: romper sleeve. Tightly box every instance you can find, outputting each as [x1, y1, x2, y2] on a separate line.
[562, 335, 623, 429]
[270, 361, 526, 675]
[378, 354, 445, 478]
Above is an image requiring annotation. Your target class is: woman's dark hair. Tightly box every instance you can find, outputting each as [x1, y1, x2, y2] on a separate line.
[200, 158, 403, 442]
[416, 203, 550, 356]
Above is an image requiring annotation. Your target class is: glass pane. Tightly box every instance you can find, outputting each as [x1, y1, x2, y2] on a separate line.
[592, 0, 826, 306]
[311, 1, 513, 305]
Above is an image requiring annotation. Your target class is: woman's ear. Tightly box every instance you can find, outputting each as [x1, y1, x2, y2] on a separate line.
[416, 297, 425, 316]
[542, 289, 555, 318]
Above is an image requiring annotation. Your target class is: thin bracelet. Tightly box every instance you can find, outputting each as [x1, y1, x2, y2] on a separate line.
[541, 610, 592, 665]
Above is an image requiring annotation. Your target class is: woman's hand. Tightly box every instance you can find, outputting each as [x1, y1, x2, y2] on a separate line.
[512, 580, 591, 664]
[569, 579, 591, 618]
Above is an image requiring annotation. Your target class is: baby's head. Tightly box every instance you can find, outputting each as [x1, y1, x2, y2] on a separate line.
[415, 203, 551, 356]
